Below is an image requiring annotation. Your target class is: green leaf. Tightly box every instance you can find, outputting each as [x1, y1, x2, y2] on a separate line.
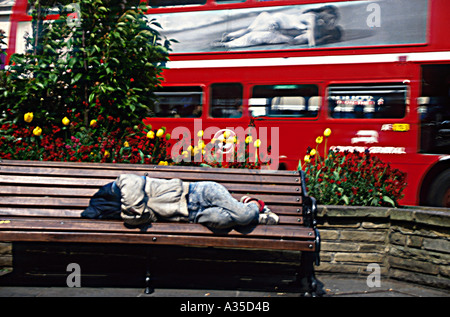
[341, 195, 350, 205]
[71, 73, 82, 84]
[382, 196, 396, 207]
[88, 93, 95, 104]
[49, 73, 57, 83]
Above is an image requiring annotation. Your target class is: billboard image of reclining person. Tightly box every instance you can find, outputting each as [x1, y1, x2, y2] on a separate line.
[150, 0, 427, 53]
[217, 5, 343, 48]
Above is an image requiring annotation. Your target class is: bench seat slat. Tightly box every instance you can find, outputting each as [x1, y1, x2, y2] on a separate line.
[0, 231, 316, 251]
[0, 231, 315, 251]
[0, 216, 313, 239]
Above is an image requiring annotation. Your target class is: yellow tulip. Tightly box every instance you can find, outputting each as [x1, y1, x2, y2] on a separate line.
[33, 126, 42, 136]
[310, 149, 317, 156]
[254, 139, 261, 148]
[147, 131, 155, 139]
[197, 130, 204, 138]
[90, 119, 97, 127]
[24, 112, 34, 123]
[324, 128, 332, 137]
[245, 136, 252, 144]
[304, 155, 311, 163]
[104, 150, 110, 158]
[316, 136, 323, 144]
[123, 141, 130, 147]
[156, 129, 164, 138]
[62, 117, 70, 126]
[193, 146, 200, 155]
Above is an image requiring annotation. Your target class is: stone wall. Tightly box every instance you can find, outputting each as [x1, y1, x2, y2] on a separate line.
[316, 206, 450, 290]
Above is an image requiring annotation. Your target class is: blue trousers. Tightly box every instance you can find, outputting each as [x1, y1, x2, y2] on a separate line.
[187, 182, 259, 229]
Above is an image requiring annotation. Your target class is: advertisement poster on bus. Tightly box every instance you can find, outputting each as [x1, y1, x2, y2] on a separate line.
[150, 0, 428, 53]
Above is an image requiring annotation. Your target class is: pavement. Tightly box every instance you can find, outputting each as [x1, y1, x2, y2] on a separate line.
[0, 274, 448, 297]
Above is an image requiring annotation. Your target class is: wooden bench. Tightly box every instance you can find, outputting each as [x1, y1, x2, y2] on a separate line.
[0, 159, 321, 295]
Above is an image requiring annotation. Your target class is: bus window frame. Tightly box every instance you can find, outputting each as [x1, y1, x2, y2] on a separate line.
[248, 82, 323, 121]
[324, 80, 412, 121]
[209, 82, 244, 119]
[153, 84, 207, 119]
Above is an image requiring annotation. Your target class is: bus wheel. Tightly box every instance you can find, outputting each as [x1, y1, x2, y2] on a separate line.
[427, 169, 450, 208]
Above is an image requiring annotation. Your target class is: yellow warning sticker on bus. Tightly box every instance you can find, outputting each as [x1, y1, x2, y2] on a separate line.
[392, 124, 410, 132]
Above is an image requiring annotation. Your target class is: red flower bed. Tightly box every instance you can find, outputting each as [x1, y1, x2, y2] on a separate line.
[301, 129, 407, 207]
[0, 112, 269, 169]
[0, 113, 171, 165]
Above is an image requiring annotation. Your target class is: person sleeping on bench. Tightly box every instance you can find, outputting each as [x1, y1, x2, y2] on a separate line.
[81, 174, 279, 229]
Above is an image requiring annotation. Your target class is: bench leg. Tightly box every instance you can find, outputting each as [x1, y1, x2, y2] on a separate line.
[145, 270, 154, 294]
[144, 248, 154, 294]
[296, 252, 320, 297]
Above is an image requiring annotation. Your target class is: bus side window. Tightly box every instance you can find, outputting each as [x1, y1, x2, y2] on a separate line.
[251, 84, 319, 118]
[210, 83, 243, 118]
[153, 86, 203, 118]
[328, 83, 407, 119]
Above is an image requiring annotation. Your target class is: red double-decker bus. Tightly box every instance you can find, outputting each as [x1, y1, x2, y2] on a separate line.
[2, 0, 450, 207]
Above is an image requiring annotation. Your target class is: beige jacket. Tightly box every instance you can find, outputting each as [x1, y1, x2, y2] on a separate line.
[115, 174, 190, 226]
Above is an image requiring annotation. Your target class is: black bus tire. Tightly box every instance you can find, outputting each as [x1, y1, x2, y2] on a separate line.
[426, 169, 450, 207]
